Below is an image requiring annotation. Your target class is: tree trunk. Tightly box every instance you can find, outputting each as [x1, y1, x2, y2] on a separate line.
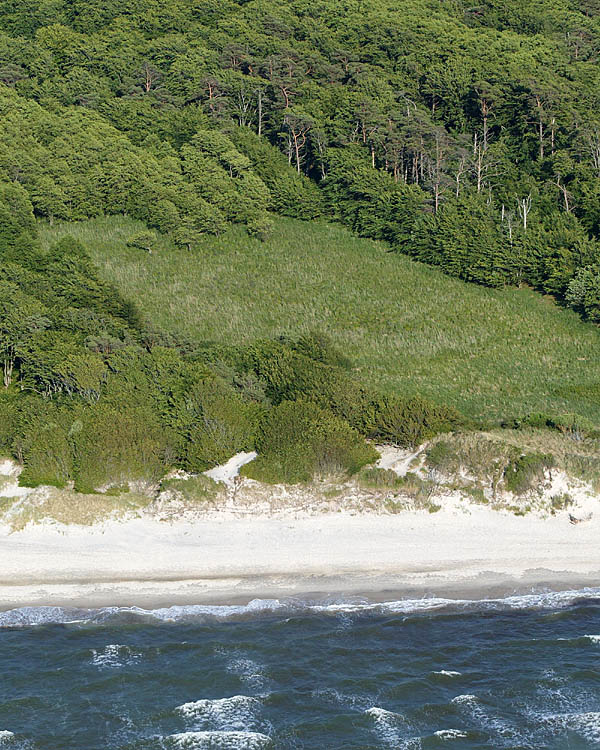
[257, 89, 262, 137]
[3, 356, 13, 388]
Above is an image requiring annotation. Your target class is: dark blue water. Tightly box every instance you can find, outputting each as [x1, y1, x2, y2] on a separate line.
[1, 591, 600, 749]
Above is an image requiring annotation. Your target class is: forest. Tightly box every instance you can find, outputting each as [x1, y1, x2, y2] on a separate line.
[1, 0, 600, 490]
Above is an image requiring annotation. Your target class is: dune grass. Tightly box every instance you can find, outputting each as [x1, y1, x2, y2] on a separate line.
[40, 215, 600, 423]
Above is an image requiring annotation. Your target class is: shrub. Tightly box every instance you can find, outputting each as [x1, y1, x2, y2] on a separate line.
[183, 377, 262, 472]
[246, 212, 274, 241]
[242, 399, 379, 484]
[227, 126, 323, 220]
[285, 331, 352, 370]
[160, 474, 224, 505]
[551, 493, 573, 513]
[425, 440, 454, 472]
[566, 265, 600, 322]
[356, 466, 402, 489]
[126, 231, 158, 254]
[0, 392, 19, 454]
[239, 339, 372, 430]
[370, 395, 463, 447]
[72, 402, 171, 492]
[18, 402, 75, 488]
[504, 452, 554, 495]
[516, 412, 599, 439]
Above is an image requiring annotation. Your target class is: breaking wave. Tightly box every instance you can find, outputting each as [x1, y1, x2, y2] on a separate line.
[2, 587, 600, 628]
[176, 696, 264, 733]
[166, 732, 271, 749]
[91, 644, 142, 668]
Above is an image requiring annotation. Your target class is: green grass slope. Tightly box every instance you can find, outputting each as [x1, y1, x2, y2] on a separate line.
[40, 216, 600, 423]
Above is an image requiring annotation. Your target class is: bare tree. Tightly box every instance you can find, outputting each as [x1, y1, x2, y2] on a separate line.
[283, 112, 312, 173]
[552, 175, 574, 212]
[426, 128, 453, 213]
[518, 194, 532, 232]
[140, 61, 160, 93]
[583, 126, 600, 176]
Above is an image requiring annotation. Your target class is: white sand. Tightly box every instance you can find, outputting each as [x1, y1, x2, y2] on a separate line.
[1, 451, 599, 609]
[204, 452, 257, 486]
[1, 501, 599, 609]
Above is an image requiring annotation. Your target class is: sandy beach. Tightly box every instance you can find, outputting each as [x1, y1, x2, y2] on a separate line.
[1, 502, 599, 610]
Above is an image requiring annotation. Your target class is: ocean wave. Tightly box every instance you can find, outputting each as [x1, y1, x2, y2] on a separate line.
[450, 694, 532, 747]
[434, 729, 468, 739]
[226, 658, 270, 691]
[433, 729, 468, 740]
[167, 731, 271, 749]
[365, 707, 421, 748]
[2, 587, 600, 628]
[432, 670, 462, 677]
[312, 687, 374, 712]
[176, 696, 264, 733]
[584, 634, 600, 644]
[536, 711, 600, 743]
[91, 643, 142, 668]
[0, 733, 33, 749]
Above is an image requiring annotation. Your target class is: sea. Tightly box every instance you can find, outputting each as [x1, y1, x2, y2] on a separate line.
[1, 590, 600, 749]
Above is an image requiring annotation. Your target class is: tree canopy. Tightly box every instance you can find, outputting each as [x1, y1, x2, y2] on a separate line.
[1, 0, 600, 310]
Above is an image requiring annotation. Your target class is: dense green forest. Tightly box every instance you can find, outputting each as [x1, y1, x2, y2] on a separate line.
[1, 0, 600, 490]
[2, 0, 600, 307]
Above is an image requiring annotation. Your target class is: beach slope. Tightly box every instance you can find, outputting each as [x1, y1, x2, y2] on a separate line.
[1, 505, 599, 609]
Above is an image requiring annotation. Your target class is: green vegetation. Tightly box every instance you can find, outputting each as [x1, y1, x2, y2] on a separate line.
[242, 400, 379, 483]
[0, 484, 151, 531]
[40, 215, 600, 423]
[159, 474, 225, 506]
[2, 0, 600, 316]
[1, 208, 464, 488]
[503, 452, 555, 495]
[424, 429, 600, 497]
[1, 0, 600, 495]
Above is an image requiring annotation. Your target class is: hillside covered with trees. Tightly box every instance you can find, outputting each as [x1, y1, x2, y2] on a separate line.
[2, 1, 600, 310]
[1, 0, 600, 491]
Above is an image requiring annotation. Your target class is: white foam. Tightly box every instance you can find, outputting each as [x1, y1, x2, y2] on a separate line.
[91, 644, 142, 668]
[168, 731, 271, 749]
[145, 599, 285, 623]
[2, 587, 600, 628]
[434, 729, 468, 739]
[537, 711, 600, 743]
[433, 670, 462, 677]
[365, 707, 420, 748]
[311, 588, 600, 616]
[176, 696, 262, 733]
[583, 634, 600, 644]
[567, 712, 600, 743]
[451, 694, 478, 705]
[0, 606, 88, 628]
[0, 732, 14, 743]
[313, 598, 459, 615]
[451, 694, 522, 743]
[226, 658, 269, 691]
[0, 600, 286, 628]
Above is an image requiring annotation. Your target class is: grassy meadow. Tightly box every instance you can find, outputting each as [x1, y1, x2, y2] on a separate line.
[40, 215, 600, 424]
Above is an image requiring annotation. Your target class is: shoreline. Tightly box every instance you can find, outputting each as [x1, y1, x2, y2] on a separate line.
[2, 504, 600, 610]
[2, 572, 600, 613]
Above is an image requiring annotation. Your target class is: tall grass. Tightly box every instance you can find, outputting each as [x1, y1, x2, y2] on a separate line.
[40, 215, 600, 423]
